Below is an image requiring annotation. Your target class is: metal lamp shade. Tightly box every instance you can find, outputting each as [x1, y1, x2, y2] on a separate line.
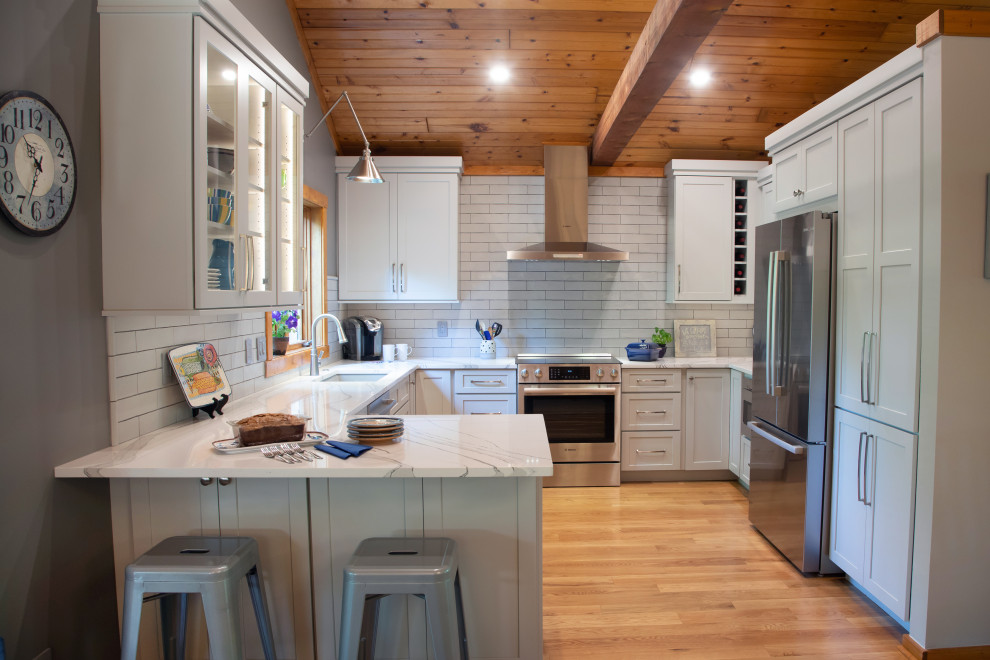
[347, 149, 384, 183]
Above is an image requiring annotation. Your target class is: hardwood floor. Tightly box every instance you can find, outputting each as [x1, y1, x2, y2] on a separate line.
[542, 481, 906, 659]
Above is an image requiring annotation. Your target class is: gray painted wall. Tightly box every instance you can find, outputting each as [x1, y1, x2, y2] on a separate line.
[0, 1, 119, 658]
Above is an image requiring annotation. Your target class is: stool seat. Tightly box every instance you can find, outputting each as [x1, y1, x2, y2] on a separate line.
[120, 536, 276, 660]
[340, 537, 468, 660]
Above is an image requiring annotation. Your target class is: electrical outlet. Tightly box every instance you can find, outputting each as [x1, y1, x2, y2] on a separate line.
[245, 338, 256, 365]
[437, 320, 448, 337]
[256, 336, 266, 362]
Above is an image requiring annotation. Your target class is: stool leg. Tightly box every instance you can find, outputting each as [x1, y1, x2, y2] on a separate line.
[338, 579, 367, 660]
[454, 573, 469, 659]
[119, 578, 144, 660]
[246, 566, 278, 660]
[200, 580, 244, 660]
[425, 582, 461, 660]
[160, 594, 188, 660]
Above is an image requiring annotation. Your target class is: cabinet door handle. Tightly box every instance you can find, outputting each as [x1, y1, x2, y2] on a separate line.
[856, 431, 866, 503]
[635, 410, 667, 415]
[677, 264, 681, 294]
[470, 412, 502, 415]
[860, 331, 869, 403]
[636, 378, 667, 384]
[400, 263, 405, 292]
[248, 237, 255, 291]
[863, 434, 873, 506]
[200, 477, 214, 486]
[470, 380, 504, 386]
[792, 189, 804, 197]
[867, 332, 877, 405]
[636, 449, 667, 454]
[240, 236, 249, 291]
[391, 263, 396, 293]
[218, 477, 232, 487]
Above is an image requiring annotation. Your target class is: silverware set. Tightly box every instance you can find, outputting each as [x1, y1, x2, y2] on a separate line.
[260, 443, 325, 463]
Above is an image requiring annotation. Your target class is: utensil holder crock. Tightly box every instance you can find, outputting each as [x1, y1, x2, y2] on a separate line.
[480, 340, 496, 359]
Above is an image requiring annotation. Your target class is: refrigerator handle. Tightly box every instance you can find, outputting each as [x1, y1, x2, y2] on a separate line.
[776, 251, 791, 396]
[766, 252, 777, 396]
[867, 332, 877, 405]
[863, 434, 873, 506]
[747, 421, 806, 455]
[857, 431, 866, 503]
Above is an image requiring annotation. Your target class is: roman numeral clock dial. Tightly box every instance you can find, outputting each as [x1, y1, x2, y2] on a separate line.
[0, 90, 77, 236]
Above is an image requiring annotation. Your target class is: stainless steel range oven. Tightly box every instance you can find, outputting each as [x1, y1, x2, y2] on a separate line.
[516, 353, 621, 487]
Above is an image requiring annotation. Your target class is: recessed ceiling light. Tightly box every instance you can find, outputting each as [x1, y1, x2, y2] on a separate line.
[689, 68, 711, 87]
[221, 69, 236, 82]
[489, 65, 511, 84]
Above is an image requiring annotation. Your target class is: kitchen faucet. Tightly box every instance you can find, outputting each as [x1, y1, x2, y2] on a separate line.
[310, 313, 348, 376]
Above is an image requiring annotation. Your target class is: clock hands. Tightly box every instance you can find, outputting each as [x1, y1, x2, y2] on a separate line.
[24, 142, 43, 211]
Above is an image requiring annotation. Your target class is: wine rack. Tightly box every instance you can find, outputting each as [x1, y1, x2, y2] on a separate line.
[733, 179, 749, 297]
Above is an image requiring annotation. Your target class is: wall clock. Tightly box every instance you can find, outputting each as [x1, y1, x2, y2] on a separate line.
[0, 90, 77, 236]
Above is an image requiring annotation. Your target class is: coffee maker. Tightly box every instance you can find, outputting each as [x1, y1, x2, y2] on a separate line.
[341, 316, 384, 361]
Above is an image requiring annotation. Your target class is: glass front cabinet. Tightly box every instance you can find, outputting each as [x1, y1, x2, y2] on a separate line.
[99, 2, 307, 312]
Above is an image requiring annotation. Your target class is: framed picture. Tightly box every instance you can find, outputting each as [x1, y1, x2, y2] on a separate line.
[673, 320, 717, 357]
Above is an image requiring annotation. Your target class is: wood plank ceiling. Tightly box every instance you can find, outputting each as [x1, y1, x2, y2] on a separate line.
[288, 0, 990, 175]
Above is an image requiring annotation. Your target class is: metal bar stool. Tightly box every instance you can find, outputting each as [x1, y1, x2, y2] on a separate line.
[119, 536, 277, 660]
[339, 537, 469, 660]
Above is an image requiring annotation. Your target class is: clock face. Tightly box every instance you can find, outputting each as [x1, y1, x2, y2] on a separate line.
[0, 90, 77, 236]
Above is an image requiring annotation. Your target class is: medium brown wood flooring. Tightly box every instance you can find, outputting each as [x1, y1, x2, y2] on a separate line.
[543, 481, 906, 659]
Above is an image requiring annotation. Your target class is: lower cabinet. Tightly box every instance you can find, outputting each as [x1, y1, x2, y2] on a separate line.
[619, 368, 732, 476]
[415, 369, 517, 415]
[309, 477, 542, 659]
[684, 370, 731, 470]
[108, 478, 314, 660]
[830, 408, 917, 620]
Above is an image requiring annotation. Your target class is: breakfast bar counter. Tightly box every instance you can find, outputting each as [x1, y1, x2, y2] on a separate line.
[55, 368, 549, 660]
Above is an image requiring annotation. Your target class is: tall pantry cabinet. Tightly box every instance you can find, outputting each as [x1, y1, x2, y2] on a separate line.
[99, 1, 308, 313]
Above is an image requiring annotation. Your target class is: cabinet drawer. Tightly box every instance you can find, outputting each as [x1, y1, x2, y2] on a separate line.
[622, 431, 682, 470]
[453, 370, 516, 394]
[453, 393, 517, 416]
[621, 393, 682, 431]
[622, 370, 682, 393]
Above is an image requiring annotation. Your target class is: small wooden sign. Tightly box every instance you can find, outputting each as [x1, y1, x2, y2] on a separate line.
[673, 320, 717, 358]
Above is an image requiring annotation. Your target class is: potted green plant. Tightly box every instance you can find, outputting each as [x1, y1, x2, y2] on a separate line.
[652, 326, 673, 358]
[271, 309, 299, 355]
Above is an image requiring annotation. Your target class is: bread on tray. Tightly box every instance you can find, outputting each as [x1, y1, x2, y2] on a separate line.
[230, 413, 307, 447]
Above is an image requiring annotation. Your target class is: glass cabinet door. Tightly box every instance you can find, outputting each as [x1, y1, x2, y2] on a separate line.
[277, 91, 305, 306]
[195, 19, 276, 308]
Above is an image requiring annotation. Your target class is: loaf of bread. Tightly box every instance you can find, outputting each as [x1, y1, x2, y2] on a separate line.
[233, 413, 307, 447]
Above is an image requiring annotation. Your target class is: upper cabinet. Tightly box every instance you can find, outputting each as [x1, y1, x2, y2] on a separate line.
[337, 157, 461, 303]
[771, 124, 838, 214]
[99, 1, 308, 313]
[833, 79, 922, 433]
[664, 160, 766, 304]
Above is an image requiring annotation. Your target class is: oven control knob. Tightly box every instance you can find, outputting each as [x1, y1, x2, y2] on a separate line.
[596, 368, 604, 378]
[610, 368, 618, 378]
[534, 368, 543, 378]
[520, 368, 529, 378]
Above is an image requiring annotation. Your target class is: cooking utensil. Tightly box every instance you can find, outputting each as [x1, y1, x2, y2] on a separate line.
[491, 322, 502, 337]
[475, 319, 485, 339]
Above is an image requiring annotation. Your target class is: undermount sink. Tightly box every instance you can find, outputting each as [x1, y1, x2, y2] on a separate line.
[322, 372, 389, 383]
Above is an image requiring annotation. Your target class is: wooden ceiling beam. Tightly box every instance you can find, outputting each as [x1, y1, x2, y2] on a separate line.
[590, 0, 733, 166]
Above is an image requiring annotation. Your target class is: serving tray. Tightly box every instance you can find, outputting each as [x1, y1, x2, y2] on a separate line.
[212, 431, 329, 454]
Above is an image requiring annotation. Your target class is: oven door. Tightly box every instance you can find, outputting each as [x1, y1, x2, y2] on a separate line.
[519, 385, 620, 462]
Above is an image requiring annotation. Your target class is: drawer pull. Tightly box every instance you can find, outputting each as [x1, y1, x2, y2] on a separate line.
[635, 449, 667, 454]
[470, 412, 503, 415]
[470, 380, 505, 386]
[635, 410, 667, 415]
[637, 378, 668, 383]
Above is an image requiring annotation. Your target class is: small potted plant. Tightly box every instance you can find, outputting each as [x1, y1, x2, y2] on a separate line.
[652, 326, 673, 358]
[271, 309, 299, 355]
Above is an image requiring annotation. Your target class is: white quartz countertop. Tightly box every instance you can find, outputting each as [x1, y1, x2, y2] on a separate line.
[619, 356, 752, 377]
[54, 357, 547, 479]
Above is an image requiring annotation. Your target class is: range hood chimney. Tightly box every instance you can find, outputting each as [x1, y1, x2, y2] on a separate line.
[506, 145, 629, 261]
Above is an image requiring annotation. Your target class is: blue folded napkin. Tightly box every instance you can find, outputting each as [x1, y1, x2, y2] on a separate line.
[314, 440, 374, 460]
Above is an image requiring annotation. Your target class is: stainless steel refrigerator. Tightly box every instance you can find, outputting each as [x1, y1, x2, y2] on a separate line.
[749, 210, 840, 574]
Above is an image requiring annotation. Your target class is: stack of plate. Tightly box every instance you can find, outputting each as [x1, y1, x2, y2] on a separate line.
[207, 267, 222, 290]
[347, 417, 404, 443]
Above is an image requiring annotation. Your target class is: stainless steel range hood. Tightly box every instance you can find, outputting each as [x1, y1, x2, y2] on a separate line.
[506, 145, 629, 261]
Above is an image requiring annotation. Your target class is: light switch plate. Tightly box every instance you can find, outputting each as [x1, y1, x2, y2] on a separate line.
[256, 336, 266, 362]
[437, 321, 448, 337]
[245, 338, 256, 365]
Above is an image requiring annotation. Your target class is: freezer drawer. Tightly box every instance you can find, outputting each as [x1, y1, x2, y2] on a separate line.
[747, 420, 827, 573]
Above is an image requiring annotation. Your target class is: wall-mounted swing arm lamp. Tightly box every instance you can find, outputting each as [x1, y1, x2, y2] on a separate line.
[304, 90, 384, 183]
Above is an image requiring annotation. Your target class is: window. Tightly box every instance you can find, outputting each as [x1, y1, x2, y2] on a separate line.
[264, 185, 328, 376]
